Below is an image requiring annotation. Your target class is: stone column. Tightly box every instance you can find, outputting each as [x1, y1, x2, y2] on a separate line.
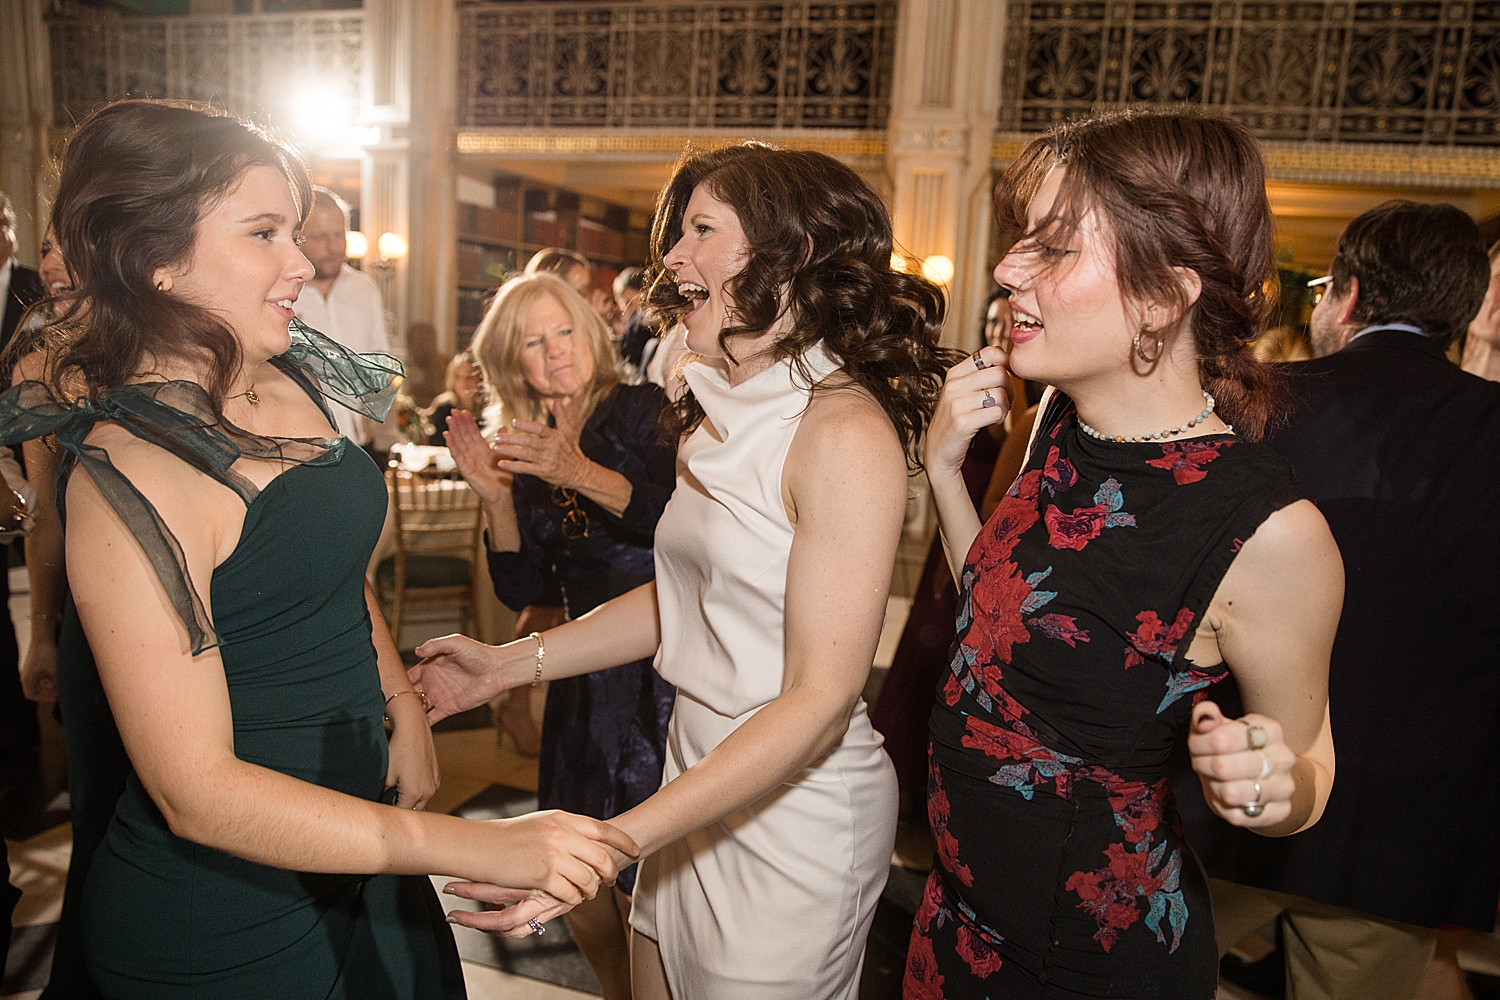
[885, 0, 1008, 352]
[359, 0, 458, 373]
[0, 0, 53, 264]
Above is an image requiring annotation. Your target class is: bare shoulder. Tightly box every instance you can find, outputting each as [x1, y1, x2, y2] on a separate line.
[1211, 497, 1343, 627]
[784, 377, 906, 521]
[68, 421, 242, 557]
[796, 376, 903, 465]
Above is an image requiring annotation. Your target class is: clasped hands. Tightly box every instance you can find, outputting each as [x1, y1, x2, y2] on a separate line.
[409, 633, 636, 937]
[443, 811, 638, 938]
[1188, 700, 1296, 828]
[443, 401, 592, 500]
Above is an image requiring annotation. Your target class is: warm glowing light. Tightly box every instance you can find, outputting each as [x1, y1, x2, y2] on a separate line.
[377, 231, 409, 261]
[289, 83, 355, 141]
[344, 231, 369, 260]
[921, 254, 955, 285]
[890, 253, 908, 273]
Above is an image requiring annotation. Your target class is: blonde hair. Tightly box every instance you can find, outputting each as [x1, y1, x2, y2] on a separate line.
[471, 272, 620, 428]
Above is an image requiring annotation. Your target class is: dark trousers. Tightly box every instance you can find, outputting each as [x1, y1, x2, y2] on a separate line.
[0, 543, 37, 985]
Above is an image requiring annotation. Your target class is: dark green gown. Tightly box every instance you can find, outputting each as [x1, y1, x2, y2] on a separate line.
[0, 323, 466, 999]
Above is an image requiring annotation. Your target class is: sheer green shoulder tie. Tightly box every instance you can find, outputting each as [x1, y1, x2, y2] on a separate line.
[0, 319, 403, 655]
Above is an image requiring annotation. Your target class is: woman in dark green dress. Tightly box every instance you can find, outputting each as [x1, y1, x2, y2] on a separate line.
[0, 99, 636, 999]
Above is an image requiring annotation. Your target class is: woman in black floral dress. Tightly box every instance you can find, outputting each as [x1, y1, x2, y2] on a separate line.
[909, 109, 1344, 998]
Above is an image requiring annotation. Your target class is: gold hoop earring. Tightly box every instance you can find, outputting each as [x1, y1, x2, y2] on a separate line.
[1134, 327, 1164, 364]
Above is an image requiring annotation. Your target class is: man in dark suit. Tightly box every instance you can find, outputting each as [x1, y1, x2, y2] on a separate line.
[1, 192, 46, 355]
[1203, 202, 1500, 999]
[0, 192, 44, 763]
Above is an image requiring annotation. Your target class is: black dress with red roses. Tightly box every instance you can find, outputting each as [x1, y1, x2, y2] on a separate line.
[905, 392, 1304, 1000]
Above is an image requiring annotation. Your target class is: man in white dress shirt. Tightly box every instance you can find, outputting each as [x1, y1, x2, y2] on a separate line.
[293, 187, 393, 450]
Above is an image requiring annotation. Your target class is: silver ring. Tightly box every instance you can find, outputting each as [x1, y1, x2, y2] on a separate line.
[1245, 722, 1268, 750]
[1242, 780, 1264, 817]
[1256, 750, 1272, 780]
[972, 351, 988, 371]
[982, 389, 998, 409]
[527, 918, 545, 936]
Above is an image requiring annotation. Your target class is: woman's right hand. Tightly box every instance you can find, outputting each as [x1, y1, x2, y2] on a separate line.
[445, 811, 640, 937]
[444, 410, 512, 506]
[924, 345, 1013, 480]
[408, 633, 523, 722]
[20, 639, 59, 702]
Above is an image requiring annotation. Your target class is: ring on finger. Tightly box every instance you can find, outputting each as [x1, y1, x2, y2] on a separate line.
[1242, 780, 1265, 817]
[971, 351, 988, 371]
[528, 918, 545, 936]
[982, 389, 998, 409]
[1245, 722, 1268, 750]
[1256, 749, 1272, 780]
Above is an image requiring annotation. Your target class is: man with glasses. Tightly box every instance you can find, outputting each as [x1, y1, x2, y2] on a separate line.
[1194, 201, 1500, 999]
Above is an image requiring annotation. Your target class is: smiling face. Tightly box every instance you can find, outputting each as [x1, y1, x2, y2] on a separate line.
[517, 292, 596, 402]
[156, 164, 313, 365]
[662, 183, 751, 357]
[993, 165, 1138, 388]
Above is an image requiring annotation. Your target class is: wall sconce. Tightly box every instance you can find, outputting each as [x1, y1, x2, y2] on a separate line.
[921, 254, 955, 286]
[345, 230, 369, 261]
[367, 231, 408, 271]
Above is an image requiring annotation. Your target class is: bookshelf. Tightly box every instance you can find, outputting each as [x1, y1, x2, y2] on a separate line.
[455, 171, 651, 342]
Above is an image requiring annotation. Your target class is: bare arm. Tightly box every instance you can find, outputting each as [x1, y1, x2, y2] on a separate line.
[365, 580, 439, 810]
[1186, 499, 1342, 836]
[608, 390, 906, 857]
[66, 431, 634, 921]
[410, 582, 663, 721]
[925, 346, 1012, 583]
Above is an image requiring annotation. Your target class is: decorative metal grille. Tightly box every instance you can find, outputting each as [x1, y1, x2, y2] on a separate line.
[1000, 1, 1500, 145]
[457, 1, 897, 130]
[47, 12, 363, 129]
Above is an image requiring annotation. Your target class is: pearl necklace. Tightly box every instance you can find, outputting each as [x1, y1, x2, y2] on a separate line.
[1077, 390, 1216, 443]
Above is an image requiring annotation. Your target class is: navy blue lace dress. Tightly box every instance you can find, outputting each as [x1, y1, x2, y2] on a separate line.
[905, 392, 1304, 999]
[487, 382, 676, 894]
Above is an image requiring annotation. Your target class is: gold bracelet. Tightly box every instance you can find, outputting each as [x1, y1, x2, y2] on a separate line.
[529, 631, 545, 687]
[26, 613, 60, 621]
[384, 689, 431, 712]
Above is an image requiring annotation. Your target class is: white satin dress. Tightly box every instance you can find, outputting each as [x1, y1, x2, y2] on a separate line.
[629, 343, 899, 999]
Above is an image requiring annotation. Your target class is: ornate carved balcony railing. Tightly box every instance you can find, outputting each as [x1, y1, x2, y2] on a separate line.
[48, 11, 362, 130]
[999, 0, 1500, 145]
[457, 0, 897, 131]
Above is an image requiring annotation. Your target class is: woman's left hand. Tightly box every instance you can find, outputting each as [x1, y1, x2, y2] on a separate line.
[492, 398, 592, 489]
[1188, 700, 1297, 828]
[384, 691, 440, 810]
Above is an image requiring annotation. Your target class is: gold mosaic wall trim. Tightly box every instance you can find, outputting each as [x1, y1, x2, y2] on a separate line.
[456, 132, 888, 159]
[992, 136, 1500, 189]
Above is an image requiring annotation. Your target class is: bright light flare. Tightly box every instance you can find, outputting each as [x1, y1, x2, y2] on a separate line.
[288, 82, 354, 142]
[922, 254, 955, 285]
[890, 253, 908, 272]
[345, 231, 369, 260]
[377, 231, 409, 261]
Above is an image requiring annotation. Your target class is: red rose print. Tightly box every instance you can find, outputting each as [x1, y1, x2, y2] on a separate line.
[1124, 608, 1195, 669]
[903, 930, 946, 1000]
[956, 924, 1004, 978]
[1145, 439, 1231, 485]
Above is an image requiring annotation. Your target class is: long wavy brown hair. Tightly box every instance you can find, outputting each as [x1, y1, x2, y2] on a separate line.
[994, 107, 1286, 440]
[644, 142, 959, 466]
[42, 100, 311, 412]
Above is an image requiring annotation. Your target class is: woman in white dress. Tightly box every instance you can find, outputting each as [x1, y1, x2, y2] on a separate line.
[411, 142, 957, 998]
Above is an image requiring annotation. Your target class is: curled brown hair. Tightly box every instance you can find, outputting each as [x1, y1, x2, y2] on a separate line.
[644, 142, 958, 465]
[44, 100, 311, 410]
[995, 108, 1284, 440]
